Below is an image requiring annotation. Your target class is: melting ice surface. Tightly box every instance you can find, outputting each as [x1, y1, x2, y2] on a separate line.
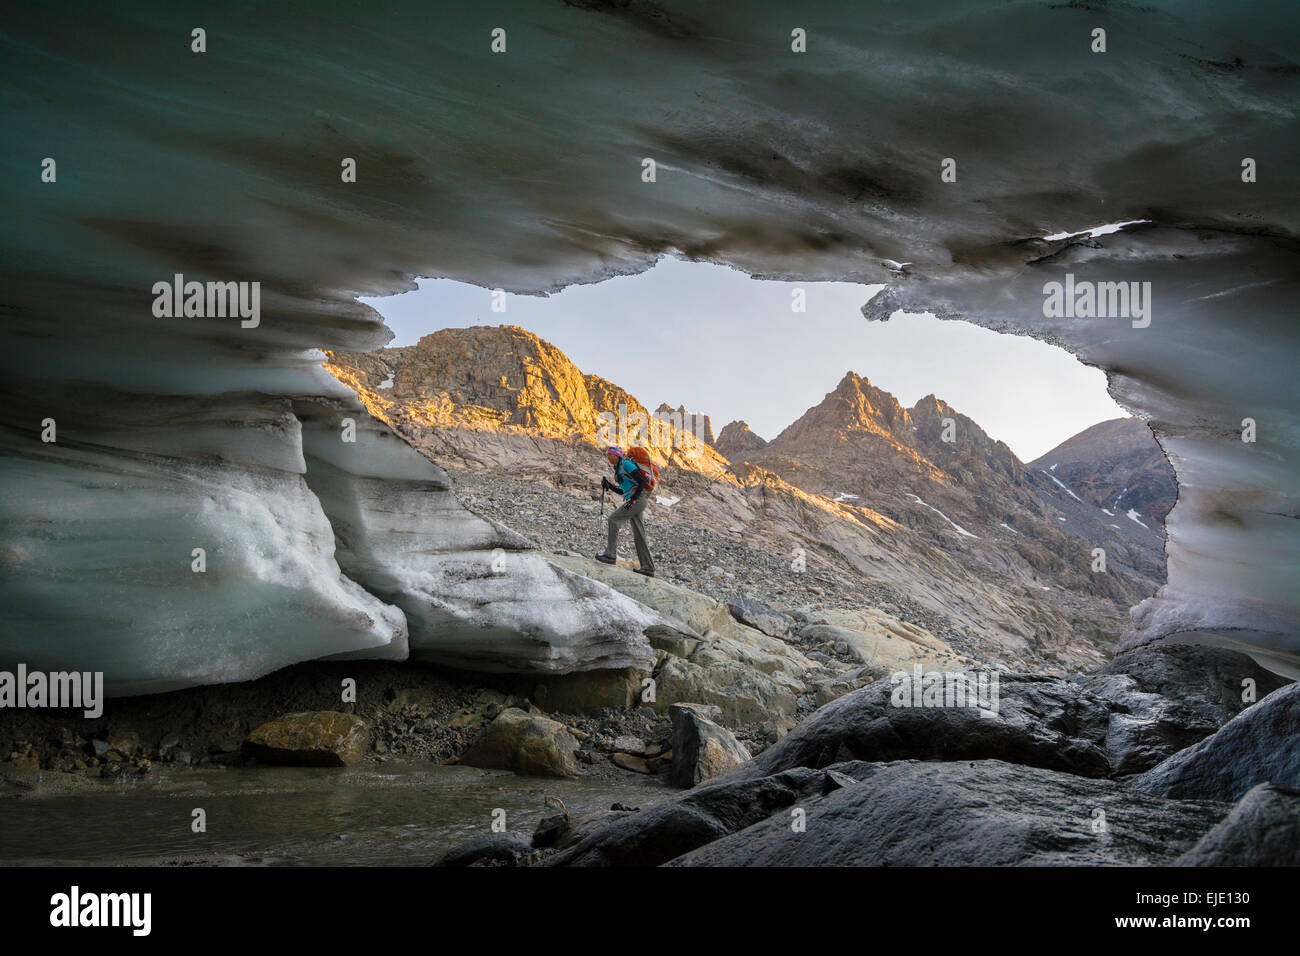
[0, 0, 1296, 688]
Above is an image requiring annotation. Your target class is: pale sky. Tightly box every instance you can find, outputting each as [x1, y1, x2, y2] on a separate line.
[361, 257, 1125, 462]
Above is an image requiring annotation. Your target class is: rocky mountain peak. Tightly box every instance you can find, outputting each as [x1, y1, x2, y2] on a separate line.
[774, 371, 913, 448]
[714, 420, 768, 462]
[403, 324, 599, 432]
[1029, 417, 1177, 526]
[655, 403, 715, 446]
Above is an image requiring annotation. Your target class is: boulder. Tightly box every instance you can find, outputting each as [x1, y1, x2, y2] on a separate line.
[727, 597, 792, 639]
[670, 760, 1227, 867]
[740, 673, 1114, 779]
[242, 711, 369, 767]
[1176, 783, 1300, 866]
[527, 666, 650, 713]
[1132, 683, 1300, 802]
[653, 655, 800, 725]
[1093, 643, 1289, 724]
[540, 766, 834, 866]
[813, 666, 884, 707]
[670, 703, 752, 788]
[433, 831, 535, 867]
[459, 707, 580, 778]
[1079, 644, 1291, 775]
[1081, 673, 1221, 775]
[544, 759, 1225, 867]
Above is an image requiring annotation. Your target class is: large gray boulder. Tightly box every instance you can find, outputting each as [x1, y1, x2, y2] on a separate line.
[737, 673, 1114, 779]
[669, 703, 751, 788]
[540, 766, 835, 867]
[1079, 644, 1291, 775]
[1132, 682, 1300, 802]
[1175, 783, 1300, 867]
[543, 759, 1227, 867]
[1093, 643, 1289, 723]
[727, 597, 792, 639]
[670, 760, 1227, 867]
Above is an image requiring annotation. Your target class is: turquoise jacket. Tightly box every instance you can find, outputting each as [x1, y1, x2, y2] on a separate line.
[613, 456, 648, 500]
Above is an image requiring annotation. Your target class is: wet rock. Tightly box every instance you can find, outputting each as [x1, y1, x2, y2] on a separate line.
[741, 673, 1114, 780]
[669, 760, 1226, 867]
[540, 767, 832, 866]
[460, 707, 579, 778]
[670, 703, 752, 788]
[6, 748, 39, 771]
[106, 731, 141, 759]
[532, 812, 571, 848]
[242, 711, 369, 767]
[1093, 644, 1289, 724]
[1176, 783, 1300, 866]
[1081, 674, 1221, 776]
[1132, 683, 1300, 802]
[434, 831, 535, 867]
[1080, 644, 1292, 775]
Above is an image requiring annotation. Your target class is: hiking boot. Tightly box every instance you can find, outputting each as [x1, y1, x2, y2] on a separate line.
[594, 552, 617, 565]
[633, 568, 655, 577]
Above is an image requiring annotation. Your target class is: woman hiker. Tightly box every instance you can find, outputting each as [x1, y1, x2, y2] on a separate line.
[595, 445, 656, 577]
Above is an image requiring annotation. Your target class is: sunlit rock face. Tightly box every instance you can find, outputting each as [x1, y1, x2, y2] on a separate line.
[1, 1, 1296, 687]
[866, 229, 1300, 674]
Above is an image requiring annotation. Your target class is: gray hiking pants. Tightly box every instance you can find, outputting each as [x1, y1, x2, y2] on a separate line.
[607, 494, 654, 572]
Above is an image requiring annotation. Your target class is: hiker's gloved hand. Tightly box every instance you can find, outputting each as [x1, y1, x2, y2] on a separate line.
[601, 477, 616, 492]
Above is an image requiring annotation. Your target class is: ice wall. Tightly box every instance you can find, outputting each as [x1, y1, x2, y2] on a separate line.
[1, 0, 1296, 686]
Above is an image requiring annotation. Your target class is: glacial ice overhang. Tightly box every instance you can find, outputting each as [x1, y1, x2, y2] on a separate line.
[1, 0, 1297, 687]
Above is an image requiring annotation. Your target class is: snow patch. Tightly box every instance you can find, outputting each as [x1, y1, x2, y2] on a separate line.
[1126, 508, 1149, 529]
[1042, 469, 1083, 503]
[1042, 219, 1151, 241]
[999, 522, 1020, 535]
[904, 493, 978, 538]
[376, 372, 395, 389]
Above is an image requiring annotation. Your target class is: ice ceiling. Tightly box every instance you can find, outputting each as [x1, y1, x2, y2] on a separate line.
[1, 0, 1297, 688]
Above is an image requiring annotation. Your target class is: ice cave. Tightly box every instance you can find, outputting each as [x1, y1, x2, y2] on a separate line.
[0, 0, 1296, 693]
